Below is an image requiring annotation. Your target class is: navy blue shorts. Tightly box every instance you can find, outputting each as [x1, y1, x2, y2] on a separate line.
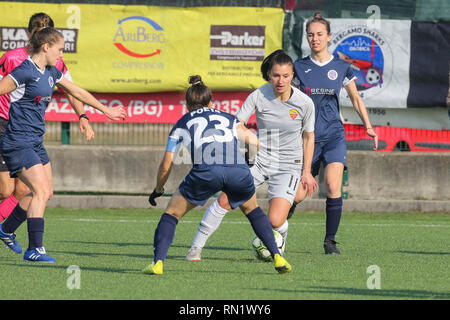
[311, 135, 347, 177]
[1, 142, 50, 178]
[179, 165, 255, 209]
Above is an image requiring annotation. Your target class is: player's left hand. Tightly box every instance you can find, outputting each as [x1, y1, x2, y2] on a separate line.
[148, 188, 164, 206]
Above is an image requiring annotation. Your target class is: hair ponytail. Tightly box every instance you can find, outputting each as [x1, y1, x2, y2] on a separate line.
[186, 75, 212, 110]
[306, 12, 331, 34]
[29, 27, 63, 55]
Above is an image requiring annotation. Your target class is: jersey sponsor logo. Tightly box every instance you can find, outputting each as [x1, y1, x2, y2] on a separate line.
[330, 25, 392, 99]
[113, 16, 164, 58]
[0, 27, 78, 53]
[304, 86, 312, 96]
[210, 25, 265, 61]
[303, 86, 335, 96]
[289, 109, 300, 120]
[34, 96, 52, 104]
[327, 69, 338, 80]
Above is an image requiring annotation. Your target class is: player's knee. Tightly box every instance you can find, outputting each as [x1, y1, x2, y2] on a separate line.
[0, 188, 13, 200]
[13, 182, 31, 200]
[33, 187, 52, 204]
[325, 181, 341, 197]
[0, 181, 15, 199]
[269, 215, 286, 229]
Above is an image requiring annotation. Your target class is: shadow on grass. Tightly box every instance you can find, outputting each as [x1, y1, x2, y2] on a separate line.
[55, 240, 249, 252]
[4, 262, 139, 274]
[253, 286, 450, 299]
[397, 250, 450, 256]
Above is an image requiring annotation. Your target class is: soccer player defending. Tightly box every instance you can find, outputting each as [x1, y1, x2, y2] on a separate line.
[186, 50, 317, 262]
[143, 75, 291, 275]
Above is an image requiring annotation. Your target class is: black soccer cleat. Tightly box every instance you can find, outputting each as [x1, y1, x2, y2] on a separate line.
[323, 240, 341, 254]
[287, 202, 298, 220]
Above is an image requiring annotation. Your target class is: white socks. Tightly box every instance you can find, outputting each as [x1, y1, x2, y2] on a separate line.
[191, 200, 228, 249]
[275, 220, 288, 242]
[190, 199, 289, 249]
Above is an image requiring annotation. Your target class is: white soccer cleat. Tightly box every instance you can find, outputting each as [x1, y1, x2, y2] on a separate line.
[186, 246, 202, 261]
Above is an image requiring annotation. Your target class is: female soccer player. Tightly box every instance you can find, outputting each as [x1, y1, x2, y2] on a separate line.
[0, 27, 126, 262]
[291, 13, 378, 254]
[143, 75, 291, 275]
[185, 50, 317, 261]
[0, 12, 93, 222]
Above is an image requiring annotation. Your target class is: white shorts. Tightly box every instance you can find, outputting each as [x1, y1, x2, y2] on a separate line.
[250, 162, 301, 204]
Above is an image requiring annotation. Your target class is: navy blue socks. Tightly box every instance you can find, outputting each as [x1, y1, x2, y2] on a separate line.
[27, 217, 44, 250]
[246, 207, 280, 257]
[1, 204, 27, 234]
[153, 213, 178, 263]
[325, 197, 343, 241]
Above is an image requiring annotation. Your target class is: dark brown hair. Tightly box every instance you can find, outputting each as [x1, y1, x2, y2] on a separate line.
[260, 49, 293, 82]
[29, 27, 63, 55]
[305, 12, 331, 34]
[28, 12, 54, 34]
[186, 75, 212, 110]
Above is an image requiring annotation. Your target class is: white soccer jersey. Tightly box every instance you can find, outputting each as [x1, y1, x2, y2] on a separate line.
[237, 83, 315, 170]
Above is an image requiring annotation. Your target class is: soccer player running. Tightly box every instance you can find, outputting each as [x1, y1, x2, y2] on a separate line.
[0, 12, 94, 223]
[0, 26, 126, 262]
[143, 75, 292, 275]
[290, 13, 378, 254]
[185, 50, 317, 262]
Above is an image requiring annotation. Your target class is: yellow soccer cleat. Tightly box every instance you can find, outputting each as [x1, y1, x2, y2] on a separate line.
[142, 260, 163, 275]
[273, 254, 292, 274]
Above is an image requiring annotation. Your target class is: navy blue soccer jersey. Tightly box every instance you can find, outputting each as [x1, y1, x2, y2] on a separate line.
[293, 55, 356, 142]
[6, 57, 62, 143]
[166, 107, 246, 167]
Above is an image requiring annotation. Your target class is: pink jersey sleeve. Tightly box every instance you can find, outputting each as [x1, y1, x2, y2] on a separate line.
[0, 47, 29, 120]
[55, 58, 72, 93]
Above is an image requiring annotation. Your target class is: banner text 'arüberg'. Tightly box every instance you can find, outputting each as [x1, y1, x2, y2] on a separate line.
[0, 2, 284, 93]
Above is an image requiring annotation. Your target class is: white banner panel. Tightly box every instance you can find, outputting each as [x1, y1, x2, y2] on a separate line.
[302, 19, 411, 108]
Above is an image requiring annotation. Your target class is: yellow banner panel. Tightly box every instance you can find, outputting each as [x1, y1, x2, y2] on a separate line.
[0, 2, 284, 92]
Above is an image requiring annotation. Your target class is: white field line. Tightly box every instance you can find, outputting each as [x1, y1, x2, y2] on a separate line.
[53, 218, 450, 228]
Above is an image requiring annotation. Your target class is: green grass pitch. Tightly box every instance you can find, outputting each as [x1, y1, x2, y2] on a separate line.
[1, 208, 449, 300]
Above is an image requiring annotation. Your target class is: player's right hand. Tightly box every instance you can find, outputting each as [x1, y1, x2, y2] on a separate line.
[148, 188, 164, 206]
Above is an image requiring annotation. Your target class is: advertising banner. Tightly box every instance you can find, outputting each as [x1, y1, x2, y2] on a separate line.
[46, 91, 256, 124]
[0, 2, 284, 92]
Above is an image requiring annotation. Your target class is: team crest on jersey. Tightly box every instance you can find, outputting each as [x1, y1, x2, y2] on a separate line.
[327, 69, 338, 80]
[289, 109, 300, 120]
[48, 76, 54, 87]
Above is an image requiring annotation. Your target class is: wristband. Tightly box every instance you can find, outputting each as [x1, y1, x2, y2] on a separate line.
[79, 113, 89, 121]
